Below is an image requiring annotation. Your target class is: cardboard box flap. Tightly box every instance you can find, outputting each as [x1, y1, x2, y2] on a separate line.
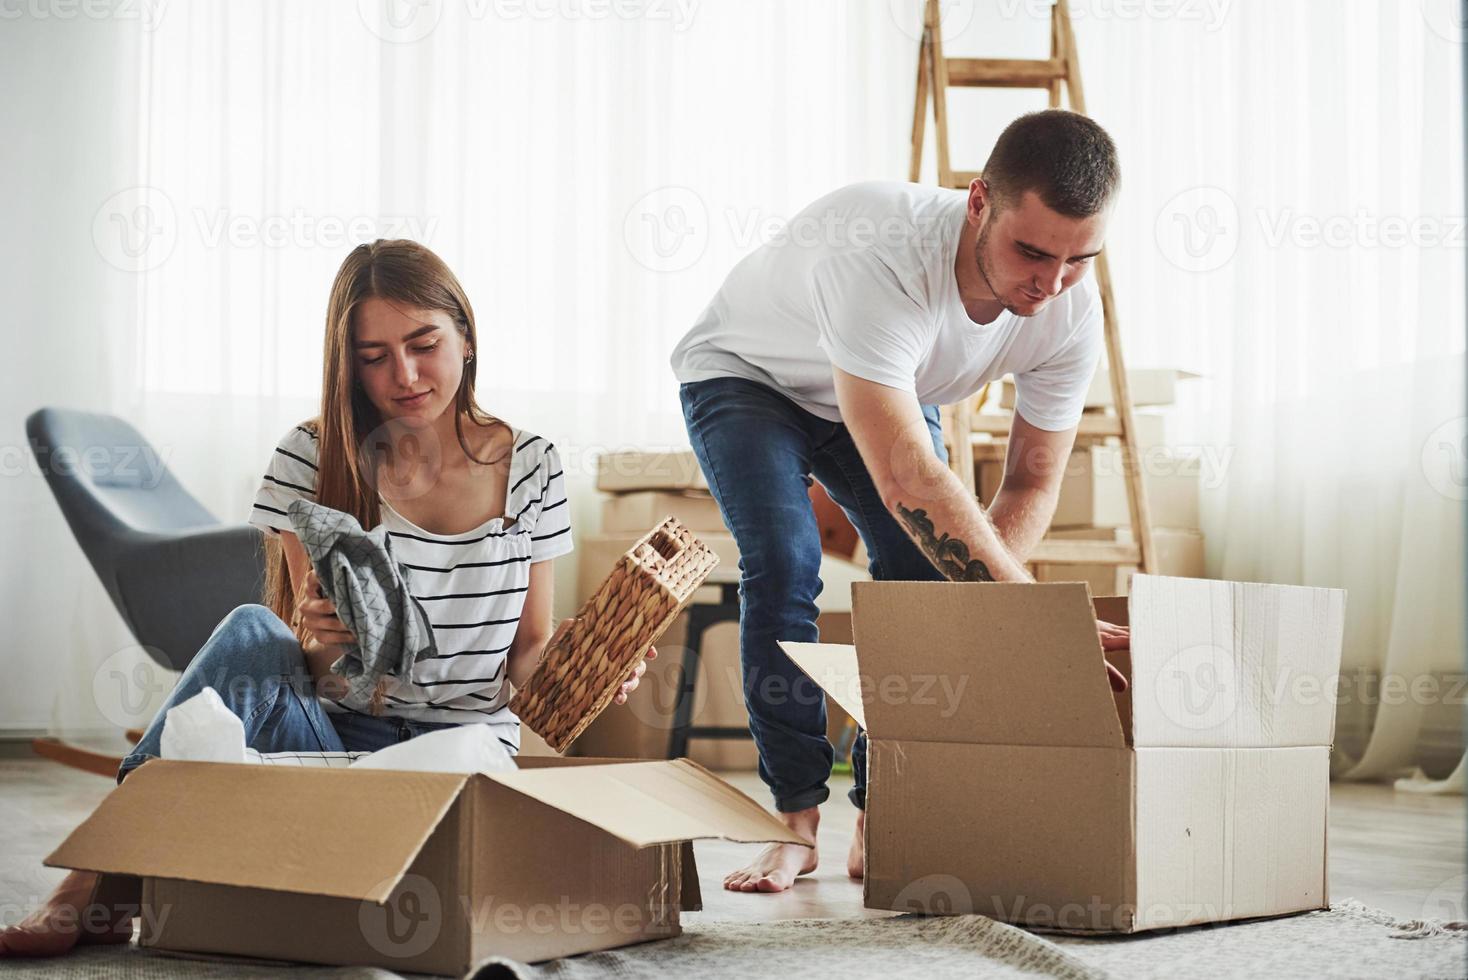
[847, 582, 1125, 748]
[45, 760, 468, 904]
[486, 759, 807, 849]
[1128, 575, 1347, 748]
[778, 642, 867, 729]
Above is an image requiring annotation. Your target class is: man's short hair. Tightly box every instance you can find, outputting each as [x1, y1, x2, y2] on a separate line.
[982, 109, 1119, 218]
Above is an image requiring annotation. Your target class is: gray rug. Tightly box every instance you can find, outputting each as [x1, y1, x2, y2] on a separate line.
[5, 901, 1463, 979]
[473, 901, 1465, 980]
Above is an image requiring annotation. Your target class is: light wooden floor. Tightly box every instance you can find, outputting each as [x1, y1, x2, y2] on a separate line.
[694, 771, 1468, 924]
[1, 760, 1463, 930]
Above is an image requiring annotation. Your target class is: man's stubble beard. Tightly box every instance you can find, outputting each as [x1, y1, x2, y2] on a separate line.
[974, 219, 1037, 318]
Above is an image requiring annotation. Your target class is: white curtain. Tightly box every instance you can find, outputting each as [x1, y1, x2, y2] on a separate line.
[5, 0, 1462, 786]
[1059, 0, 1466, 789]
[933, 0, 1464, 787]
[4, 1, 922, 738]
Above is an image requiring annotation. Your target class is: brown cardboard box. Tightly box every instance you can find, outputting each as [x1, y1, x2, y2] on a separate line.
[974, 411, 1166, 501]
[568, 538, 865, 770]
[782, 574, 1345, 932]
[566, 608, 690, 760]
[978, 446, 1199, 529]
[566, 615, 758, 770]
[1051, 446, 1200, 529]
[1036, 560, 1130, 598]
[46, 757, 802, 973]
[595, 451, 708, 493]
[601, 490, 727, 535]
[567, 537, 741, 769]
[1074, 410, 1167, 451]
[578, 532, 740, 590]
[678, 621, 761, 771]
[570, 611, 855, 772]
[977, 459, 1005, 507]
[1034, 527, 1205, 597]
[1001, 368, 1200, 411]
[516, 725, 562, 757]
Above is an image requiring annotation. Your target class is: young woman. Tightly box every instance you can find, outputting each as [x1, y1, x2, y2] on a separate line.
[0, 239, 650, 957]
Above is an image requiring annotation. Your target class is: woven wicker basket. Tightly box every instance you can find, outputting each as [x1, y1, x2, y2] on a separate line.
[510, 516, 721, 752]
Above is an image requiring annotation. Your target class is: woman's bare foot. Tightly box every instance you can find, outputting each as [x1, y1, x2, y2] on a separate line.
[723, 806, 818, 893]
[0, 870, 133, 957]
[847, 809, 865, 879]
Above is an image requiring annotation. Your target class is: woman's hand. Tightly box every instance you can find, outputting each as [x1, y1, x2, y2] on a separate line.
[613, 646, 657, 705]
[296, 568, 357, 647]
[294, 568, 354, 701]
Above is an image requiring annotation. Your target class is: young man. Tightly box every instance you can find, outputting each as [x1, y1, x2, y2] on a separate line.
[671, 109, 1130, 894]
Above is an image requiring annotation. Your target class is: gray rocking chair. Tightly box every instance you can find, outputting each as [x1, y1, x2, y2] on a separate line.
[26, 407, 266, 774]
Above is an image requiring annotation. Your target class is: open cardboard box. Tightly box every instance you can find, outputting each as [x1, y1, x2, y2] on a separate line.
[782, 574, 1346, 933]
[46, 756, 804, 974]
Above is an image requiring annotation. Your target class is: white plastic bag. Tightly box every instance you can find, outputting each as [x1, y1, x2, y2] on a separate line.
[159, 687, 247, 764]
[349, 723, 517, 774]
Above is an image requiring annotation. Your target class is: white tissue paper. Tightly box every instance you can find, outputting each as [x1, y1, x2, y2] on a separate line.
[158, 688, 518, 774]
[159, 687, 248, 764]
[348, 723, 518, 774]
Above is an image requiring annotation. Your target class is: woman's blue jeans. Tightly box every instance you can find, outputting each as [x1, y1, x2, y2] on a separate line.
[117, 604, 458, 783]
[679, 376, 946, 812]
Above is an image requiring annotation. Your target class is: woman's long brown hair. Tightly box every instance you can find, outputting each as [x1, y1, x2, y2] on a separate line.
[262, 239, 506, 632]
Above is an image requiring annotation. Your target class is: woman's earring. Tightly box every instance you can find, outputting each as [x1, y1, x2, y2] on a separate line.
[465, 350, 474, 363]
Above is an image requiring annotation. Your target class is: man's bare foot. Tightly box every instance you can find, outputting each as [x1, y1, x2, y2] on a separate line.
[723, 806, 818, 893]
[847, 809, 865, 879]
[0, 870, 133, 957]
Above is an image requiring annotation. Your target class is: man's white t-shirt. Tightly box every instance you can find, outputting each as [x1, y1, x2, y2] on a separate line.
[670, 181, 1103, 431]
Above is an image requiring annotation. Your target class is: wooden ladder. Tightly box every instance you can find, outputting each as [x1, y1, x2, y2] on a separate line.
[910, 0, 1156, 575]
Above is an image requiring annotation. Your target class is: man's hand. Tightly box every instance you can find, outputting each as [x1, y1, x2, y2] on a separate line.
[1098, 620, 1129, 692]
[1097, 619, 1129, 651]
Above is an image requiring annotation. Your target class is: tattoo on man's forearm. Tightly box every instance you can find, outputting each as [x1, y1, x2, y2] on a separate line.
[895, 503, 994, 582]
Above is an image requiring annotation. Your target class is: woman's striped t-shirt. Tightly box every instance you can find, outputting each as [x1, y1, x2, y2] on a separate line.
[248, 422, 573, 745]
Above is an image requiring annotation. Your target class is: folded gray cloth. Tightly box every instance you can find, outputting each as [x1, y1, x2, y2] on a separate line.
[286, 498, 437, 712]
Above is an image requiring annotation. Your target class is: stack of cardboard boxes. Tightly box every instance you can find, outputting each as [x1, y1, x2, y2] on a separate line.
[983, 368, 1205, 596]
[569, 450, 863, 771]
[580, 450, 736, 580]
[570, 450, 755, 768]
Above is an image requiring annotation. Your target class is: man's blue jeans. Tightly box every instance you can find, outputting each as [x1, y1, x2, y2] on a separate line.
[118, 604, 459, 783]
[680, 376, 946, 812]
